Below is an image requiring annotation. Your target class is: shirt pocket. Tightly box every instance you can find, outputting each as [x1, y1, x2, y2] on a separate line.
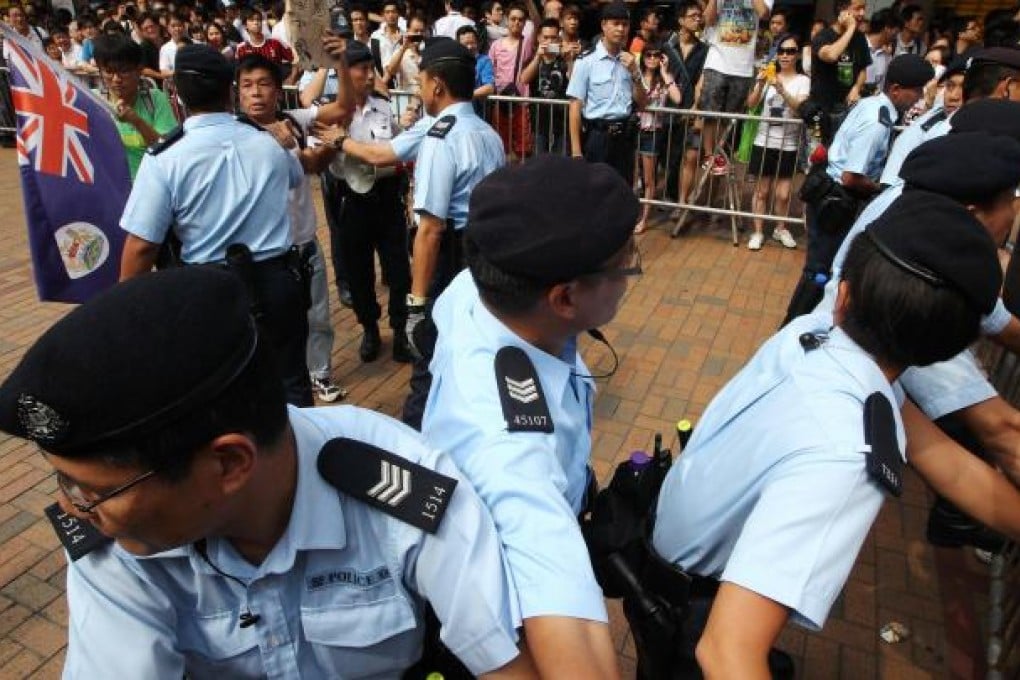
[302, 594, 421, 677]
[589, 70, 615, 106]
[179, 610, 264, 679]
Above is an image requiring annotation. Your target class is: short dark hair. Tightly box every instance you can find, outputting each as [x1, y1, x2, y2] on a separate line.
[243, 8, 262, 21]
[101, 18, 126, 34]
[93, 32, 144, 66]
[381, 0, 400, 10]
[900, 4, 923, 22]
[237, 53, 283, 88]
[466, 238, 549, 315]
[424, 59, 476, 99]
[963, 60, 1020, 101]
[562, 3, 581, 19]
[639, 7, 657, 23]
[456, 24, 478, 39]
[983, 18, 1020, 47]
[506, 2, 527, 16]
[869, 8, 901, 32]
[82, 339, 289, 482]
[349, 3, 368, 17]
[175, 69, 231, 111]
[539, 17, 560, 31]
[839, 233, 982, 368]
[770, 6, 789, 21]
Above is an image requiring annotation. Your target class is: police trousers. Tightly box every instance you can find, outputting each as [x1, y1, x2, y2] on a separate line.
[582, 117, 636, 186]
[336, 176, 411, 331]
[401, 225, 464, 431]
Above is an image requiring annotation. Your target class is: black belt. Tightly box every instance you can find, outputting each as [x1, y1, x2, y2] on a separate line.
[584, 117, 631, 135]
[642, 538, 720, 606]
[189, 248, 295, 270]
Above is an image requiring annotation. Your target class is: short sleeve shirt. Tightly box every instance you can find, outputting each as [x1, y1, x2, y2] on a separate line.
[811, 27, 871, 110]
[566, 39, 635, 119]
[114, 87, 179, 179]
[702, 0, 773, 77]
[826, 92, 895, 183]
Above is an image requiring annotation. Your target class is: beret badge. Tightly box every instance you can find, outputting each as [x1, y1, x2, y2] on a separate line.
[17, 394, 69, 446]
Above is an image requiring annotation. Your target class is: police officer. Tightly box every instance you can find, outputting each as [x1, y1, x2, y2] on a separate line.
[0, 267, 530, 677]
[422, 155, 636, 678]
[347, 37, 504, 430]
[645, 191, 1020, 678]
[784, 53, 932, 323]
[119, 44, 313, 407]
[328, 42, 414, 364]
[567, 1, 648, 183]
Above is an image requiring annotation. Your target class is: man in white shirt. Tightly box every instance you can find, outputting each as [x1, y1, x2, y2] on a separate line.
[370, 0, 403, 84]
[433, 0, 476, 39]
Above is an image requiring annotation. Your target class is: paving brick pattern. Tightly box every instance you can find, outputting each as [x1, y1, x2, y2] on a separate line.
[0, 148, 985, 678]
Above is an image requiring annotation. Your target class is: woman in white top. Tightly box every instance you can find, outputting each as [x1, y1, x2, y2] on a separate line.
[745, 34, 809, 251]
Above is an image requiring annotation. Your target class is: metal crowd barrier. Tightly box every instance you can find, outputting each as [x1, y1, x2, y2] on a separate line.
[480, 94, 806, 242]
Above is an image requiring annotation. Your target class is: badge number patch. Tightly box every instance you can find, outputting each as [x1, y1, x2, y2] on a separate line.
[495, 346, 554, 433]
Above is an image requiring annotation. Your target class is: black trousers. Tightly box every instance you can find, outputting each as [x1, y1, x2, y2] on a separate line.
[336, 176, 411, 331]
[782, 198, 856, 326]
[401, 227, 464, 431]
[583, 119, 636, 186]
[249, 259, 314, 407]
[320, 172, 351, 292]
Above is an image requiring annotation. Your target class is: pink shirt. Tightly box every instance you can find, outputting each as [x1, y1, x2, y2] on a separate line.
[489, 34, 534, 96]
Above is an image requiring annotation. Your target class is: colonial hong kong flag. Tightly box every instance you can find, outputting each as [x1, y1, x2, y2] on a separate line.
[2, 25, 131, 303]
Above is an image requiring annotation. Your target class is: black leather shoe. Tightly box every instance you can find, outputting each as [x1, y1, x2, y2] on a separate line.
[926, 496, 1006, 553]
[339, 283, 353, 308]
[392, 330, 413, 363]
[359, 325, 381, 362]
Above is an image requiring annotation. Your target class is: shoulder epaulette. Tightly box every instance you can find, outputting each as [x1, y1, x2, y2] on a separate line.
[920, 108, 948, 132]
[878, 105, 893, 128]
[44, 502, 111, 561]
[494, 346, 554, 433]
[863, 393, 902, 497]
[318, 437, 458, 534]
[147, 124, 184, 155]
[427, 115, 457, 139]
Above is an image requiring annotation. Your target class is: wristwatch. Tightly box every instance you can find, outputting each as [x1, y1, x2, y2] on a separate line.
[406, 294, 430, 307]
[330, 134, 347, 150]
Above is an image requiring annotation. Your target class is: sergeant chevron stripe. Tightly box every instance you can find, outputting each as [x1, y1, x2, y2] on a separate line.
[505, 376, 539, 403]
[366, 461, 413, 506]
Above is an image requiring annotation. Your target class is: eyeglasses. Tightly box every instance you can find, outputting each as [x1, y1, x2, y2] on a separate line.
[646, 52, 662, 58]
[57, 468, 156, 514]
[776, 47, 798, 56]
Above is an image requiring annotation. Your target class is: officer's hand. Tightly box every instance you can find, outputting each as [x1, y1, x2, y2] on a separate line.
[405, 305, 431, 361]
[313, 121, 347, 147]
[399, 106, 421, 129]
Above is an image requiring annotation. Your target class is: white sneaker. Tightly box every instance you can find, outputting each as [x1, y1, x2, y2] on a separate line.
[772, 228, 797, 249]
[748, 232, 764, 251]
[311, 376, 348, 403]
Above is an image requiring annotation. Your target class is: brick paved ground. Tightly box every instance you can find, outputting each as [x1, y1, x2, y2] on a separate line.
[0, 147, 991, 678]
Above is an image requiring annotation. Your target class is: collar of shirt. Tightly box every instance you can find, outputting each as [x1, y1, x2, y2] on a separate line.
[593, 38, 616, 62]
[467, 281, 592, 404]
[434, 100, 476, 120]
[183, 112, 240, 131]
[133, 407, 349, 579]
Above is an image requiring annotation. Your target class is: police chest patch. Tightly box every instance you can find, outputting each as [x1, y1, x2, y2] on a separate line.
[863, 393, 903, 497]
[318, 438, 458, 534]
[495, 346, 554, 433]
[306, 566, 391, 591]
[427, 115, 457, 139]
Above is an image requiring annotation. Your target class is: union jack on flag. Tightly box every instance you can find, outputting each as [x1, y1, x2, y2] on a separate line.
[2, 25, 131, 303]
[6, 38, 94, 182]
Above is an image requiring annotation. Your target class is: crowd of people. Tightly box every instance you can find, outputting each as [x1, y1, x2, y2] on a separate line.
[4, 0, 1020, 678]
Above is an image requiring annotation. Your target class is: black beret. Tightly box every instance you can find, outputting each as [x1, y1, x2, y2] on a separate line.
[865, 190, 1001, 315]
[601, 1, 629, 20]
[902, 131, 1020, 204]
[344, 40, 373, 66]
[950, 99, 1020, 141]
[466, 155, 639, 283]
[970, 46, 1020, 70]
[419, 37, 475, 71]
[885, 54, 935, 88]
[175, 43, 235, 82]
[0, 268, 258, 455]
[939, 54, 969, 82]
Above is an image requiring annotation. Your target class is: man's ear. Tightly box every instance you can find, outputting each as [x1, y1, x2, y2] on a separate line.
[546, 281, 580, 321]
[204, 433, 259, 496]
[834, 279, 851, 326]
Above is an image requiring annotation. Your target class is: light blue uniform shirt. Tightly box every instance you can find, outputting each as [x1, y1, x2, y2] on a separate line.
[652, 313, 905, 630]
[63, 406, 522, 679]
[120, 113, 303, 264]
[421, 271, 608, 623]
[391, 112, 433, 162]
[412, 102, 505, 229]
[818, 184, 1007, 420]
[566, 39, 635, 120]
[878, 106, 951, 187]
[826, 93, 896, 183]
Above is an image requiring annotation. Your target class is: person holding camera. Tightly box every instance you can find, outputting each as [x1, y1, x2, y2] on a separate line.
[520, 17, 573, 154]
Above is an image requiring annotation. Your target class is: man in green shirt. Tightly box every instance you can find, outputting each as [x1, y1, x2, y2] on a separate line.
[93, 33, 178, 179]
